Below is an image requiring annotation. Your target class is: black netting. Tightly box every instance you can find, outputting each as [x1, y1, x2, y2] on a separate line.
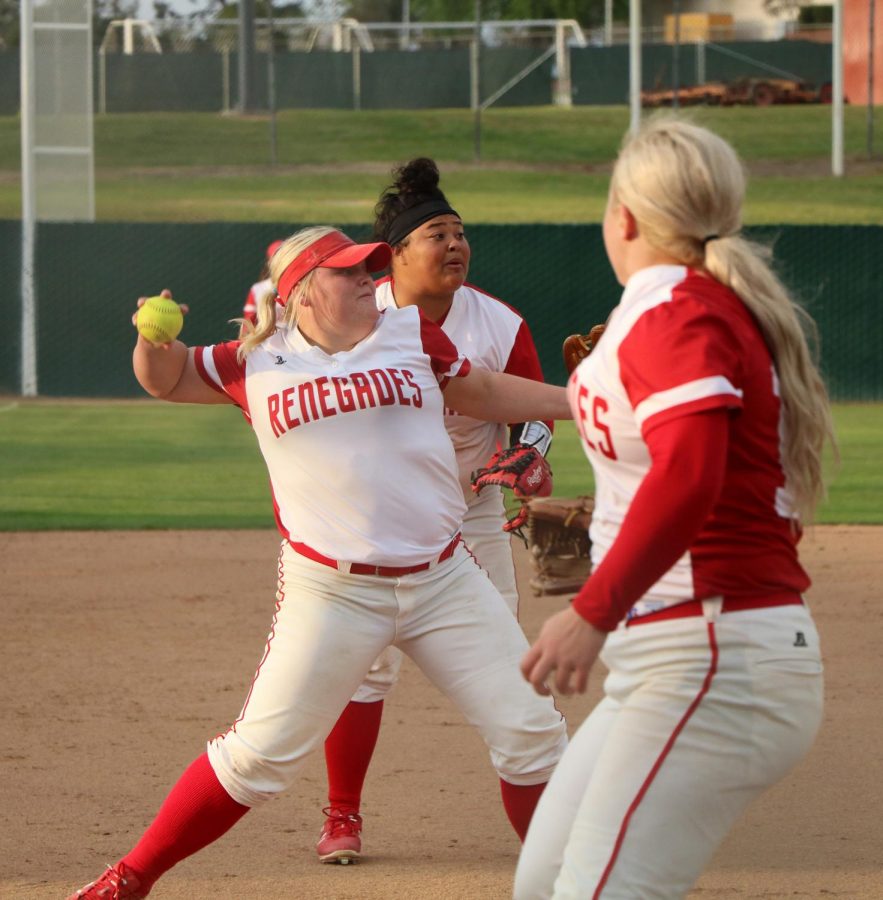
[1, 221, 878, 400]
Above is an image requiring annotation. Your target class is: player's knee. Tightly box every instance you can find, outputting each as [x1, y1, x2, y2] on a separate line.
[492, 715, 568, 784]
[206, 735, 304, 807]
[351, 680, 394, 703]
[351, 645, 403, 701]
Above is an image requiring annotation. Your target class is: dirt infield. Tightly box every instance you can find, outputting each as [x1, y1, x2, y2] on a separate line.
[1, 527, 881, 899]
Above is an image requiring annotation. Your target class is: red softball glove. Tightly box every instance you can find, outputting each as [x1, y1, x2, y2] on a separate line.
[471, 443, 553, 500]
[471, 444, 554, 539]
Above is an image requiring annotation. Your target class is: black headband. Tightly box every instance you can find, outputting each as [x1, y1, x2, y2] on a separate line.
[385, 199, 460, 246]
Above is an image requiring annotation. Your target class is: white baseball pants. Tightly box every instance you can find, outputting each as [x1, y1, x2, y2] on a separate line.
[207, 540, 566, 807]
[514, 600, 823, 900]
[352, 485, 519, 703]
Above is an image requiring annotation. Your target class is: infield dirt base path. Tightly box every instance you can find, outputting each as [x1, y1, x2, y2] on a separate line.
[1, 526, 880, 899]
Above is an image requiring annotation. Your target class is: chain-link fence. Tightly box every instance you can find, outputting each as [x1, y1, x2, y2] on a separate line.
[0, 221, 879, 401]
[0, 38, 834, 115]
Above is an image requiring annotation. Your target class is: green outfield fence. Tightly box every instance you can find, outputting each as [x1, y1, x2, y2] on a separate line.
[0, 41, 832, 114]
[0, 221, 879, 401]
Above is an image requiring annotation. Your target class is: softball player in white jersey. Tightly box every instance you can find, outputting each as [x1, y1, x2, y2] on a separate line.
[314, 157, 554, 863]
[68, 226, 569, 900]
[515, 119, 834, 899]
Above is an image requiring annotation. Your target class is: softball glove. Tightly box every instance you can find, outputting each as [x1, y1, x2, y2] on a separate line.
[563, 324, 606, 374]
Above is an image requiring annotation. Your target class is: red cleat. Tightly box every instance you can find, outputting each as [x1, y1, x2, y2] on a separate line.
[316, 806, 362, 864]
[66, 861, 147, 899]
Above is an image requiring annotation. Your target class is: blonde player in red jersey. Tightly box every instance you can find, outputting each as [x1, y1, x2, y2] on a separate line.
[67, 226, 569, 900]
[515, 118, 836, 899]
[238, 238, 284, 339]
[313, 158, 555, 863]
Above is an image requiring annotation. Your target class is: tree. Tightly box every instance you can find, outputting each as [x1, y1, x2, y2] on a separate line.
[0, 0, 18, 49]
[762, 0, 801, 18]
[346, 1, 626, 27]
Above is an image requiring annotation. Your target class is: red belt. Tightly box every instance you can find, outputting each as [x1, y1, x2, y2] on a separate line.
[289, 533, 461, 577]
[625, 592, 803, 628]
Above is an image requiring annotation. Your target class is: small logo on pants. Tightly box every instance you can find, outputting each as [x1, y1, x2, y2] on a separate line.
[793, 631, 808, 647]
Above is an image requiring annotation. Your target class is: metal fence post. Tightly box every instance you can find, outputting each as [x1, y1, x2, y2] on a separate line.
[222, 47, 230, 113]
[353, 43, 361, 111]
[98, 48, 106, 115]
[553, 21, 572, 107]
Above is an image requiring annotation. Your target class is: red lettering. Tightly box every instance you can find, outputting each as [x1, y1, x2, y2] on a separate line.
[332, 376, 356, 413]
[368, 369, 395, 406]
[592, 395, 617, 460]
[298, 382, 319, 422]
[350, 372, 376, 409]
[315, 376, 336, 418]
[388, 368, 410, 406]
[268, 394, 285, 437]
[575, 384, 617, 459]
[402, 370, 423, 408]
[281, 387, 300, 432]
[575, 384, 596, 451]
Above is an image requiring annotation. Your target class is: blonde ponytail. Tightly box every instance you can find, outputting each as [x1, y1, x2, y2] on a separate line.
[612, 116, 836, 522]
[705, 235, 836, 522]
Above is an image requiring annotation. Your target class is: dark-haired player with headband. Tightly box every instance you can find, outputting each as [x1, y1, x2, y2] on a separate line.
[314, 158, 555, 864]
[66, 225, 569, 899]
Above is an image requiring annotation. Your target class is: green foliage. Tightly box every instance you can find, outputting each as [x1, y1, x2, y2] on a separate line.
[404, 0, 623, 24]
[0, 401, 878, 530]
[798, 5, 833, 25]
[0, 0, 18, 49]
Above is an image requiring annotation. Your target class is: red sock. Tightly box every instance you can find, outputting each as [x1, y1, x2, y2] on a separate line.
[121, 752, 249, 889]
[324, 699, 384, 812]
[500, 779, 547, 842]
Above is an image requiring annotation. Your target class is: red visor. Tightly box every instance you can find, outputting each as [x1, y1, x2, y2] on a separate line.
[276, 232, 392, 305]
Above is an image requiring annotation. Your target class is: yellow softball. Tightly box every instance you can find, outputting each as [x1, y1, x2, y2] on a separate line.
[136, 296, 184, 344]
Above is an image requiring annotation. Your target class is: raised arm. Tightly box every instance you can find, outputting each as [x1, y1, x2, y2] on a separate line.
[442, 367, 571, 424]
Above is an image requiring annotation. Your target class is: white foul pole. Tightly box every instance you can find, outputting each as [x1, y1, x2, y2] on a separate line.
[19, 0, 37, 397]
[832, 0, 844, 176]
[629, 0, 642, 134]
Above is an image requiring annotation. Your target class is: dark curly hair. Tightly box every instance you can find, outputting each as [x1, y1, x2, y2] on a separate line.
[373, 157, 454, 244]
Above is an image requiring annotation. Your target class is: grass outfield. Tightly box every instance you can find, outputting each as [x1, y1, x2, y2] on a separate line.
[0, 399, 876, 530]
[1, 106, 882, 223]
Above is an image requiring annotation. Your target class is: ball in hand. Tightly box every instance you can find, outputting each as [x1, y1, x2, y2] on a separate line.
[136, 296, 184, 344]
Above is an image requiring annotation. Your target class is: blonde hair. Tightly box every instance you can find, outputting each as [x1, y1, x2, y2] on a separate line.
[237, 225, 338, 361]
[611, 115, 836, 522]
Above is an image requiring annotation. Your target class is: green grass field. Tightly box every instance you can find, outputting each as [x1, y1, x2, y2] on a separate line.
[1, 106, 882, 223]
[0, 106, 878, 531]
[0, 400, 876, 530]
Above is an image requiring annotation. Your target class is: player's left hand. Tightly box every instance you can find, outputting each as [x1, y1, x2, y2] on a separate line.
[521, 606, 606, 697]
[470, 443, 553, 499]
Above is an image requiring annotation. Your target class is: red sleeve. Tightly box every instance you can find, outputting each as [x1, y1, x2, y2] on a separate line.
[619, 293, 742, 433]
[418, 309, 471, 387]
[194, 342, 249, 412]
[503, 319, 545, 383]
[572, 408, 730, 631]
[502, 318, 552, 434]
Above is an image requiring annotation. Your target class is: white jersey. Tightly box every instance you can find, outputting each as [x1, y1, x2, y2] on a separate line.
[375, 278, 546, 497]
[194, 305, 470, 565]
